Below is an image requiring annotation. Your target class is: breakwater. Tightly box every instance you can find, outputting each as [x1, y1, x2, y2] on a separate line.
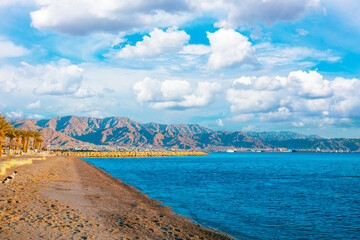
[63, 151, 207, 158]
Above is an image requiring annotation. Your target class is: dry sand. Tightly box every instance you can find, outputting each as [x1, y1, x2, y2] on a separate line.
[0, 156, 234, 239]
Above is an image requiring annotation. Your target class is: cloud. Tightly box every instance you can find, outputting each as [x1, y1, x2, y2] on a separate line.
[227, 89, 280, 113]
[29, 61, 84, 95]
[26, 100, 41, 110]
[180, 44, 211, 55]
[330, 77, 360, 117]
[134, 77, 221, 109]
[296, 28, 309, 36]
[73, 87, 96, 98]
[241, 125, 259, 132]
[256, 42, 341, 68]
[227, 70, 360, 125]
[0, 61, 101, 100]
[259, 107, 292, 122]
[118, 27, 190, 58]
[0, 103, 6, 111]
[207, 29, 259, 70]
[160, 80, 192, 100]
[0, 38, 29, 58]
[28, 0, 321, 35]
[231, 114, 255, 122]
[216, 119, 224, 127]
[133, 77, 162, 102]
[27, 114, 45, 119]
[5, 111, 24, 119]
[30, 0, 192, 35]
[0, 66, 21, 93]
[324, 0, 360, 33]
[198, 0, 321, 27]
[0, 0, 34, 6]
[287, 70, 332, 98]
[0, 79, 18, 93]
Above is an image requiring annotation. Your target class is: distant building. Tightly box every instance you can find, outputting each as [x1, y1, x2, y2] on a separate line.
[278, 148, 291, 152]
[226, 149, 236, 153]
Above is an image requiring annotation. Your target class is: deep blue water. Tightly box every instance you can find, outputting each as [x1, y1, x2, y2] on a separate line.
[83, 153, 360, 239]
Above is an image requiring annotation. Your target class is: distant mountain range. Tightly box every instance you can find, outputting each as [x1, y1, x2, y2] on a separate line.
[10, 116, 360, 152]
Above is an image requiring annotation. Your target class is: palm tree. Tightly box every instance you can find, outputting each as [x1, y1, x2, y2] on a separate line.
[20, 130, 32, 153]
[20, 130, 26, 153]
[5, 128, 17, 154]
[0, 115, 14, 157]
[25, 130, 35, 153]
[5, 128, 16, 151]
[32, 131, 42, 152]
[14, 129, 22, 152]
[36, 138, 44, 152]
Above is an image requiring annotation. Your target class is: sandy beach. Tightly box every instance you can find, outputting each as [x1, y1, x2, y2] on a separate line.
[0, 156, 234, 239]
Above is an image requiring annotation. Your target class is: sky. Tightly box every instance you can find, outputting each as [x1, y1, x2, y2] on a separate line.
[1, 0, 360, 138]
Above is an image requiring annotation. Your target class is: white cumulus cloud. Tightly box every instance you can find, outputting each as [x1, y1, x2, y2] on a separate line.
[28, 0, 321, 35]
[27, 114, 45, 119]
[231, 114, 256, 122]
[161, 80, 192, 100]
[0, 79, 18, 93]
[5, 111, 24, 119]
[134, 77, 221, 109]
[133, 77, 162, 103]
[0, 38, 29, 58]
[73, 87, 96, 98]
[207, 29, 259, 70]
[288, 70, 333, 98]
[30, 0, 192, 35]
[227, 70, 360, 125]
[197, 0, 321, 27]
[118, 27, 190, 58]
[26, 100, 41, 110]
[0, 66, 20, 93]
[227, 89, 280, 113]
[28, 61, 84, 95]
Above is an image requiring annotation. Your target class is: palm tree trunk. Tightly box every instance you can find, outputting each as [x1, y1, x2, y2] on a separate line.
[33, 139, 37, 151]
[22, 139, 26, 153]
[25, 138, 30, 153]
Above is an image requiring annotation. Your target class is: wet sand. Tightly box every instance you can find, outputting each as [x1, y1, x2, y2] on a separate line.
[0, 156, 234, 239]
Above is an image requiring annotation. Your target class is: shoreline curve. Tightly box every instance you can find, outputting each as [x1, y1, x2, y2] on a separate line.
[0, 155, 235, 239]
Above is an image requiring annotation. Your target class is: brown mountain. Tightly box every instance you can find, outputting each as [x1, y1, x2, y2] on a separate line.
[10, 115, 360, 151]
[10, 116, 264, 150]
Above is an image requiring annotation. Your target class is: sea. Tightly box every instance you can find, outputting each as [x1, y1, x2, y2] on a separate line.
[82, 153, 360, 240]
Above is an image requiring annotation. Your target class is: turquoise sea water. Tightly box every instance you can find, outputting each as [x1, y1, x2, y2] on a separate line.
[82, 153, 360, 239]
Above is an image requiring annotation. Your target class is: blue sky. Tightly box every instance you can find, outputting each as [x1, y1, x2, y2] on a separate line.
[1, 0, 360, 138]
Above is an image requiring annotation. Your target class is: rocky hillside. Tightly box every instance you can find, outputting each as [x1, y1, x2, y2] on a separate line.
[10, 116, 360, 151]
[10, 116, 263, 149]
[246, 131, 321, 140]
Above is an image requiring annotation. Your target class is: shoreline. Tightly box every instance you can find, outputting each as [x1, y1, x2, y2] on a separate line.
[0, 155, 234, 239]
[62, 151, 208, 158]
